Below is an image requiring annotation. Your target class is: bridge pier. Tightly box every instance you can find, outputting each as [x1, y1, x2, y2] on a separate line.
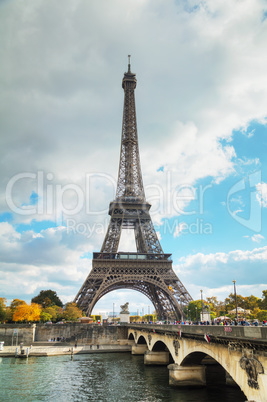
[168, 364, 206, 387]
[144, 350, 169, 365]
[131, 344, 148, 355]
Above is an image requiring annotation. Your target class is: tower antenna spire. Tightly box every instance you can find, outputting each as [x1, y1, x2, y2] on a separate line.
[128, 55, 131, 72]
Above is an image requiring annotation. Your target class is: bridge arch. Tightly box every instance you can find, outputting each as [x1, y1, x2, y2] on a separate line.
[152, 340, 168, 351]
[180, 351, 238, 388]
[151, 340, 175, 364]
[137, 335, 147, 345]
[178, 342, 247, 395]
[80, 277, 184, 319]
[181, 351, 211, 366]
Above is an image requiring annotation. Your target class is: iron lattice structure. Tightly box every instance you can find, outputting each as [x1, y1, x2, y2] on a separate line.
[75, 58, 193, 319]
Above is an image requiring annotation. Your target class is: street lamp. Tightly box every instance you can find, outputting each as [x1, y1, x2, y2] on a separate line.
[243, 299, 246, 320]
[233, 280, 238, 322]
[200, 289, 204, 322]
[195, 306, 198, 322]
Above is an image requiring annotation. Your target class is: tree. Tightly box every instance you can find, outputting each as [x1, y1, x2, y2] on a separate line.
[62, 302, 83, 321]
[187, 300, 203, 321]
[43, 305, 63, 322]
[40, 311, 52, 322]
[245, 295, 261, 311]
[130, 315, 141, 323]
[0, 297, 7, 322]
[256, 310, 267, 322]
[249, 307, 261, 320]
[31, 290, 63, 307]
[10, 298, 27, 311]
[5, 299, 27, 322]
[13, 303, 41, 322]
[259, 290, 267, 310]
[206, 296, 225, 317]
[225, 293, 245, 313]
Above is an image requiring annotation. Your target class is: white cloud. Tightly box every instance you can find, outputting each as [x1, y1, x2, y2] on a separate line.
[251, 234, 265, 243]
[1, 0, 267, 307]
[175, 246, 267, 298]
[189, 283, 267, 302]
[1, 0, 267, 229]
[0, 222, 92, 303]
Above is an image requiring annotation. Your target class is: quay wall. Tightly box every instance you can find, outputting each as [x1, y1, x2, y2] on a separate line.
[0, 324, 127, 346]
[0, 324, 36, 346]
[35, 323, 128, 344]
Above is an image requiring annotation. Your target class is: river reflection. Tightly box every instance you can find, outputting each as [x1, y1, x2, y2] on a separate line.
[0, 353, 246, 401]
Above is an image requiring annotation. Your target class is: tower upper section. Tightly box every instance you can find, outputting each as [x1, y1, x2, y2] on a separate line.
[115, 56, 145, 202]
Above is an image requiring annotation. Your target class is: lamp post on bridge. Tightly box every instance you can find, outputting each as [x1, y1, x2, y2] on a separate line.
[200, 289, 204, 322]
[243, 299, 246, 320]
[233, 280, 238, 322]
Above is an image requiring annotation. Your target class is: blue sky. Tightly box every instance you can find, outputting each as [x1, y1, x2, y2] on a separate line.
[0, 0, 266, 315]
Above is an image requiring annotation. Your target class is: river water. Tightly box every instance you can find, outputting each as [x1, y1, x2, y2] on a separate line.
[0, 353, 246, 401]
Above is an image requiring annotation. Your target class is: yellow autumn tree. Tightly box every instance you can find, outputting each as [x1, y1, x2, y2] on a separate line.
[13, 303, 42, 322]
[63, 302, 83, 321]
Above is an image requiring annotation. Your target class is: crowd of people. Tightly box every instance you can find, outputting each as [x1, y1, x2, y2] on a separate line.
[48, 336, 66, 342]
[153, 319, 266, 326]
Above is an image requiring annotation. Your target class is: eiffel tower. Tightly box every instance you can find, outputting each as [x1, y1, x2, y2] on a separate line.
[75, 57, 193, 319]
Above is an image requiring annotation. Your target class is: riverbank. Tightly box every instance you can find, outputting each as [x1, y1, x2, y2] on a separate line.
[0, 323, 128, 346]
[0, 343, 132, 357]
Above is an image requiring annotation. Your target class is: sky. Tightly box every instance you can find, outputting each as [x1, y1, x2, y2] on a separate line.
[0, 0, 267, 316]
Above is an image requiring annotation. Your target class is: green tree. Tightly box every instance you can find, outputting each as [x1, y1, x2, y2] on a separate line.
[245, 295, 260, 311]
[187, 300, 203, 321]
[258, 290, 267, 310]
[206, 296, 225, 317]
[249, 307, 261, 320]
[0, 297, 7, 322]
[43, 305, 63, 322]
[62, 302, 83, 321]
[31, 290, 63, 307]
[225, 293, 245, 313]
[256, 310, 267, 322]
[40, 311, 52, 322]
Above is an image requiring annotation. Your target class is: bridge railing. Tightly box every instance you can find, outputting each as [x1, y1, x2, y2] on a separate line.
[126, 323, 267, 342]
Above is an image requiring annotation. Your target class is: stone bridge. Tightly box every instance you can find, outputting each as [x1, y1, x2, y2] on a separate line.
[127, 324, 267, 402]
